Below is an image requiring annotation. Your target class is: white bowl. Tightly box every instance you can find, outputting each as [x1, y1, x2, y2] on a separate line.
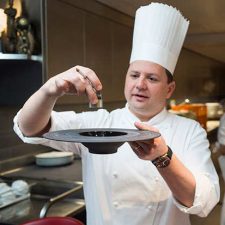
[35, 151, 74, 167]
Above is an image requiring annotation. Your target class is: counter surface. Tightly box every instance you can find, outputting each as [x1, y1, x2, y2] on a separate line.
[0, 159, 83, 225]
[1, 159, 82, 181]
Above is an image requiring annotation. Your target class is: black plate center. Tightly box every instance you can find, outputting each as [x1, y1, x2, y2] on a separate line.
[79, 131, 127, 137]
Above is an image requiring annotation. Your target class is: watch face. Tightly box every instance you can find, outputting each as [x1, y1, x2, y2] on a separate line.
[152, 146, 173, 168]
[161, 157, 170, 167]
[154, 156, 171, 168]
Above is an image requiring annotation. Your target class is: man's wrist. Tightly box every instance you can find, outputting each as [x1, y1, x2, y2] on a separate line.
[152, 146, 173, 168]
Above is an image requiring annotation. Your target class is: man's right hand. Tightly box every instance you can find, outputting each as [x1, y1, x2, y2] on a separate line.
[41, 66, 103, 105]
[18, 66, 102, 136]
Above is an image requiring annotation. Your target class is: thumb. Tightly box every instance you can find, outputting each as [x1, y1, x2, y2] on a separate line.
[134, 121, 159, 132]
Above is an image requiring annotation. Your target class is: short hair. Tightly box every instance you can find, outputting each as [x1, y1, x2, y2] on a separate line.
[165, 69, 174, 83]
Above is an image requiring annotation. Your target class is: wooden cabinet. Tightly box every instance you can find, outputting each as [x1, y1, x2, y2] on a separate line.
[0, 57, 42, 105]
[0, 0, 44, 106]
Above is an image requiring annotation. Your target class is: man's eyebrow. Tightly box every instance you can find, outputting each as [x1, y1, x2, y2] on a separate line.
[130, 70, 140, 74]
[146, 73, 158, 76]
[130, 70, 158, 76]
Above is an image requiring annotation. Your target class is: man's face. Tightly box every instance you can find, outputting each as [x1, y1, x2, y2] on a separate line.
[124, 60, 175, 121]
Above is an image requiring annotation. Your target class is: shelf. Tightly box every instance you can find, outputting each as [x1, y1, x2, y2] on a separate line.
[0, 53, 42, 62]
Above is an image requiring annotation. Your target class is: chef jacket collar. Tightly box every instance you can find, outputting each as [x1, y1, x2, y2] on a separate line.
[125, 103, 170, 129]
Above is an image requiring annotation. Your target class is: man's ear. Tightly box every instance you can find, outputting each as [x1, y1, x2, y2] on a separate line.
[166, 81, 176, 99]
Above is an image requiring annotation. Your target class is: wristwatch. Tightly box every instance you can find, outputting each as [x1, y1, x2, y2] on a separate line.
[152, 146, 173, 168]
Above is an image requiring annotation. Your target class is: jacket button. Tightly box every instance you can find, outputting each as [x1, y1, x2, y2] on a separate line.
[113, 172, 118, 178]
[113, 201, 119, 207]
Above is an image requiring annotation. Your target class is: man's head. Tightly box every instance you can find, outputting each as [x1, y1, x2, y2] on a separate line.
[124, 60, 175, 121]
[125, 3, 189, 121]
[130, 3, 189, 75]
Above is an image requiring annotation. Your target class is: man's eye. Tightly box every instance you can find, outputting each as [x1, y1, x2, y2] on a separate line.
[130, 74, 139, 78]
[147, 76, 158, 82]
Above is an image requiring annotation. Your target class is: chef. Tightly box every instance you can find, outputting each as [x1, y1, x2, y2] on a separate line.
[13, 2, 219, 225]
[216, 112, 225, 225]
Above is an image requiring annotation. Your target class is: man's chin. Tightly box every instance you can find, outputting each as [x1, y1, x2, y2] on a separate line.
[129, 103, 150, 113]
[132, 101, 149, 108]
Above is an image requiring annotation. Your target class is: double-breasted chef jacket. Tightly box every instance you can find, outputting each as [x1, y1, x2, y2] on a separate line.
[14, 105, 220, 225]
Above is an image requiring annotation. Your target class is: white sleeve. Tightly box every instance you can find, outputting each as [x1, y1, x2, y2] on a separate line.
[172, 171, 220, 217]
[173, 121, 220, 217]
[13, 109, 48, 145]
[13, 110, 84, 155]
[13, 109, 111, 155]
[218, 114, 225, 145]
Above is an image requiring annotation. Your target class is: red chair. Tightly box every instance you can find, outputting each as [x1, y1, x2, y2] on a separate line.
[20, 217, 84, 225]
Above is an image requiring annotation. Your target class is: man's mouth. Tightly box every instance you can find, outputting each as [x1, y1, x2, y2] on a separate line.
[132, 93, 149, 101]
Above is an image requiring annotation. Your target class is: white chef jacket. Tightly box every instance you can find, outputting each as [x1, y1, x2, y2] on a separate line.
[218, 113, 225, 225]
[14, 105, 220, 225]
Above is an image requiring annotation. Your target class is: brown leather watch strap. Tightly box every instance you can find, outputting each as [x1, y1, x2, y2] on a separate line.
[152, 146, 173, 168]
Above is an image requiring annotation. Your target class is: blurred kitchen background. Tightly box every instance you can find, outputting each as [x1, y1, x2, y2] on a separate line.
[0, 0, 225, 224]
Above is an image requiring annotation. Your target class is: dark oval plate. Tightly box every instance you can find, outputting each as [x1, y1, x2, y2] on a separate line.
[43, 128, 161, 154]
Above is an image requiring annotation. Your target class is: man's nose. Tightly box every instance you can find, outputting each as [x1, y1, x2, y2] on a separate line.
[136, 77, 147, 90]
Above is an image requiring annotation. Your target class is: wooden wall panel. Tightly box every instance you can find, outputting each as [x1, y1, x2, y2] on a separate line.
[173, 49, 225, 103]
[46, 0, 133, 106]
[111, 23, 132, 102]
[47, 0, 85, 76]
[85, 14, 112, 101]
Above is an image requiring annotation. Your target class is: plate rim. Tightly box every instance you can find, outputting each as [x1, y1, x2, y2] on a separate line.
[43, 128, 161, 143]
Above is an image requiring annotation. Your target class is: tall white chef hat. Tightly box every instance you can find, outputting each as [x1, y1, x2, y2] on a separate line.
[130, 3, 189, 74]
